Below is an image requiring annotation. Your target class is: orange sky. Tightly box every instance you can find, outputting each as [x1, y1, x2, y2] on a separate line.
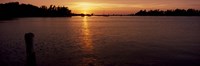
[1, 0, 200, 14]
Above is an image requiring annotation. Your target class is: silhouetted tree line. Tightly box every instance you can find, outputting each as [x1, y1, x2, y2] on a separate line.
[134, 9, 200, 16]
[0, 2, 72, 19]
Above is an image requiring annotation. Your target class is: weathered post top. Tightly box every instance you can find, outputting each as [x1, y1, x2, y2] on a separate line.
[25, 33, 34, 39]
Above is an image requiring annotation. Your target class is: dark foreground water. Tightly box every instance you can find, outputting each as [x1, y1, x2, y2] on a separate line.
[0, 16, 200, 66]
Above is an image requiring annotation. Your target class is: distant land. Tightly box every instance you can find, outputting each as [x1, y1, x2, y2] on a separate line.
[0, 2, 200, 20]
[132, 9, 200, 16]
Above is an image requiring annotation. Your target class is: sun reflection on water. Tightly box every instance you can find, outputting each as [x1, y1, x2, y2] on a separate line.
[79, 16, 97, 66]
[82, 16, 93, 53]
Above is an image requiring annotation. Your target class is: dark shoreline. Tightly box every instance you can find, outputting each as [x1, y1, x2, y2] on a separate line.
[1, 15, 200, 21]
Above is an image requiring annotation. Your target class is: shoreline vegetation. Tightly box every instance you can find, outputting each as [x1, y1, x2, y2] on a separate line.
[0, 2, 72, 20]
[1, 2, 200, 20]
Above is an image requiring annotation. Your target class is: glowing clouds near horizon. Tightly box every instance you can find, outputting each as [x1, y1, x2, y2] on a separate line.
[1, 0, 200, 14]
[68, 2, 157, 14]
[66, 1, 200, 14]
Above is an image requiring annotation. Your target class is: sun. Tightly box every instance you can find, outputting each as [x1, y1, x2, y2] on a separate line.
[79, 2, 91, 14]
[73, 2, 96, 14]
[83, 11, 87, 14]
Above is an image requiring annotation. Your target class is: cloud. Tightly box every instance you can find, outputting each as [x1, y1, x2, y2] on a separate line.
[69, 2, 144, 9]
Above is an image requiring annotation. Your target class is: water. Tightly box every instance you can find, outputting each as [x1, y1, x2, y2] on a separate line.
[0, 16, 200, 66]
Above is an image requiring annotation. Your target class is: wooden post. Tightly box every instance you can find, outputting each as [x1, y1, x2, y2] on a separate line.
[25, 33, 36, 66]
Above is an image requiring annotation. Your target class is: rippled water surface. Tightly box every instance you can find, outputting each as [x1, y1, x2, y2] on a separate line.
[0, 16, 200, 66]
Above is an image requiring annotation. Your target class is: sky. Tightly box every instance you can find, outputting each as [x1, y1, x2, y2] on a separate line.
[0, 0, 200, 14]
